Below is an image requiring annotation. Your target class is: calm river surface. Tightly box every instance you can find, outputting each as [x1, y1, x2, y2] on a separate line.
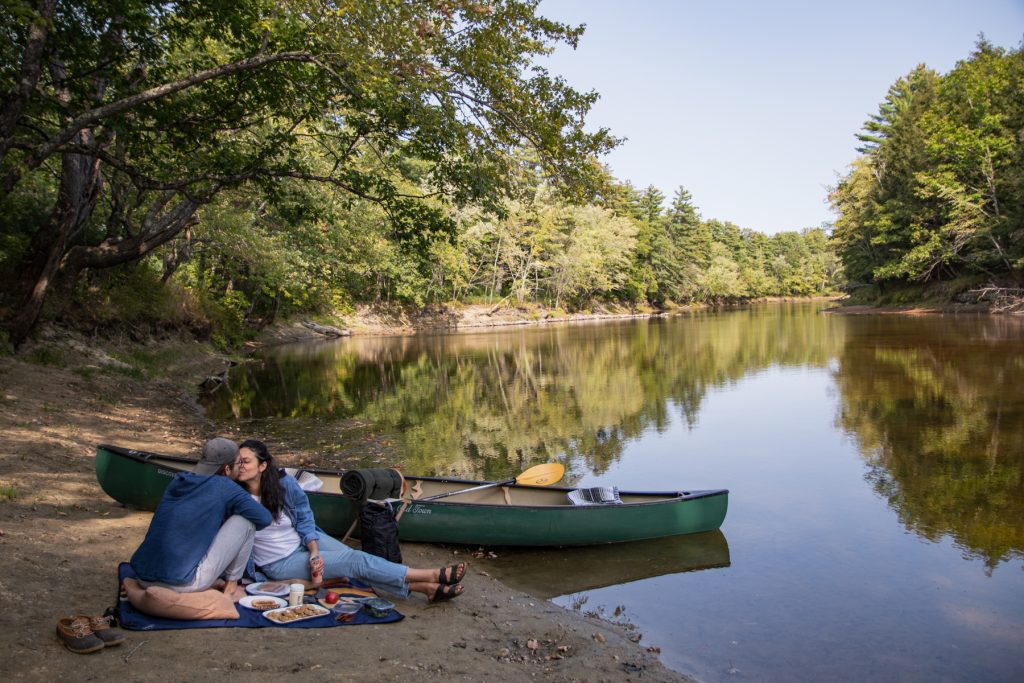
[201, 303, 1024, 682]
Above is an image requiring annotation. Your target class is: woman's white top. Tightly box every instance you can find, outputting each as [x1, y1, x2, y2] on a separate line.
[251, 495, 301, 566]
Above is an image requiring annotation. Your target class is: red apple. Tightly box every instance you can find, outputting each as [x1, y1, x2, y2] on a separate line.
[325, 592, 339, 605]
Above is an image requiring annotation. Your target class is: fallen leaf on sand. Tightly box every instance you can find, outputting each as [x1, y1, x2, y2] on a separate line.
[593, 633, 606, 643]
[527, 639, 539, 650]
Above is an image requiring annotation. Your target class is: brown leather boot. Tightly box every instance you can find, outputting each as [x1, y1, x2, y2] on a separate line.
[55, 617, 104, 654]
[87, 615, 125, 647]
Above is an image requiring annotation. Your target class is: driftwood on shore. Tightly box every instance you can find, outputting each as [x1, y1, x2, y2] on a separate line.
[966, 286, 1024, 314]
[199, 359, 238, 392]
[300, 320, 351, 337]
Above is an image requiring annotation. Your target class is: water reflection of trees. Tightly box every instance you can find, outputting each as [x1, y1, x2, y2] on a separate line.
[202, 304, 840, 478]
[834, 316, 1024, 571]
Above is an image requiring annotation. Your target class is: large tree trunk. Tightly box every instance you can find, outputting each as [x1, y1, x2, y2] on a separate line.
[3, 157, 200, 348]
[0, 0, 55, 166]
[5, 141, 102, 347]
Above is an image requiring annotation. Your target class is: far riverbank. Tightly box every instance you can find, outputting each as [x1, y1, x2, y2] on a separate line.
[260, 298, 848, 346]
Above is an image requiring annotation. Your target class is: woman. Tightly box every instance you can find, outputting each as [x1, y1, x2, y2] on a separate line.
[233, 439, 465, 602]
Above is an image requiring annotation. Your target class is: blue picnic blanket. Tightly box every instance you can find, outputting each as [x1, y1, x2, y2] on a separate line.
[116, 563, 403, 630]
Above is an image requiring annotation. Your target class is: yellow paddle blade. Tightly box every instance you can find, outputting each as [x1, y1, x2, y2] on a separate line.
[514, 463, 565, 487]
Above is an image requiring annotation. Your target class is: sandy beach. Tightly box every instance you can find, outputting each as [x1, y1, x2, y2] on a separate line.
[0, 323, 690, 682]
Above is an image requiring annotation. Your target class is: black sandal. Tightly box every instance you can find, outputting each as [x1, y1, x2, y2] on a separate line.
[429, 583, 464, 603]
[438, 562, 466, 585]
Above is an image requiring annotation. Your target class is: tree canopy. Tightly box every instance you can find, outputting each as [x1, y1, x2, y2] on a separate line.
[0, 0, 615, 345]
[830, 39, 1024, 290]
[0, 1, 842, 348]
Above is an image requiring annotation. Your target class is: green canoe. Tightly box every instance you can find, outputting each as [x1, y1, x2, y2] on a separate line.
[95, 444, 728, 547]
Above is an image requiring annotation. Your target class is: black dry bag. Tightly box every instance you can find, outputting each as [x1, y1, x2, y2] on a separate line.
[358, 500, 403, 564]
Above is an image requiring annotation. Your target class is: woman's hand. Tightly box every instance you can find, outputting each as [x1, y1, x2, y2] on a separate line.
[309, 554, 325, 586]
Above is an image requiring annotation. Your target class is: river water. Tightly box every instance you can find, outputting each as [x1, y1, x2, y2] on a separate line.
[201, 303, 1024, 682]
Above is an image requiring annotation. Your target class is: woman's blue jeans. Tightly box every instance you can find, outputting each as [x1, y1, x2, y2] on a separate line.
[260, 533, 410, 598]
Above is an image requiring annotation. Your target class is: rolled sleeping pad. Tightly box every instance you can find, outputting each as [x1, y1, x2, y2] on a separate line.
[340, 468, 404, 503]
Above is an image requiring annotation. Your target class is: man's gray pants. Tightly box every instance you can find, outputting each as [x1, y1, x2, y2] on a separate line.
[138, 515, 255, 592]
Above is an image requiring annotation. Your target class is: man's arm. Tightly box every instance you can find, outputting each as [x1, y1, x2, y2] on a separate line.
[224, 481, 273, 529]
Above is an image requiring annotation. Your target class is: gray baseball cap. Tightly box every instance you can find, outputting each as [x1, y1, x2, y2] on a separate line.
[193, 437, 239, 475]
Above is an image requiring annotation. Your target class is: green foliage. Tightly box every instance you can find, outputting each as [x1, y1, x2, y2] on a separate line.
[71, 366, 98, 380]
[0, 1, 841, 342]
[199, 288, 257, 351]
[832, 40, 1024, 289]
[75, 263, 190, 327]
[611, 183, 839, 306]
[0, 167, 52, 266]
[549, 204, 638, 307]
[154, 167, 839, 335]
[879, 283, 930, 305]
[699, 243, 745, 302]
[109, 348, 186, 380]
[0, 0, 618, 343]
[0, 485, 17, 502]
[25, 344, 64, 367]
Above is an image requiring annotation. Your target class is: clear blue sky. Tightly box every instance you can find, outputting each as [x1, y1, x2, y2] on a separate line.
[538, 0, 1024, 234]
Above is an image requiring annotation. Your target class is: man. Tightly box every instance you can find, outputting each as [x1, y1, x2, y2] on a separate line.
[130, 438, 272, 595]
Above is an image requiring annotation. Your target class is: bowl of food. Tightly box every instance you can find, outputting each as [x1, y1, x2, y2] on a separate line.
[331, 602, 362, 616]
[360, 597, 394, 618]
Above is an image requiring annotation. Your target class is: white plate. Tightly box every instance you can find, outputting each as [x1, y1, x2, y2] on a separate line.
[245, 581, 291, 597]
[239, 595, 287, 611]
[261, 604, 331, 624]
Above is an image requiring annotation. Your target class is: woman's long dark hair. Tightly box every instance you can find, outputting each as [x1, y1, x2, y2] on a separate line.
[239, 439, 285, 520]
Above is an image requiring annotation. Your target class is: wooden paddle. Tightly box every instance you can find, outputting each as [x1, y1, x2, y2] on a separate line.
[420, 463, 566, 502]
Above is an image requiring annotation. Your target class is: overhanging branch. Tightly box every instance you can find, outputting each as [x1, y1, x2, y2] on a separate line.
[2, 50, 321, 196]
